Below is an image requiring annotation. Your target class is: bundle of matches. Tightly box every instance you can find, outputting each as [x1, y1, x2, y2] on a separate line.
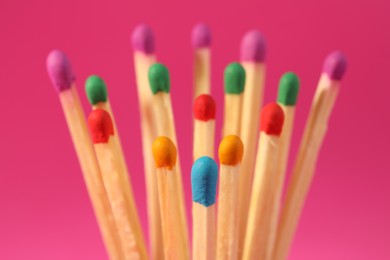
[46, 23, 347, 260]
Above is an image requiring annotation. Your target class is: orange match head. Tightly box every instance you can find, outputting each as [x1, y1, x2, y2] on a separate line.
[218, 135, 244, 166]
[152, 136, 177, 170]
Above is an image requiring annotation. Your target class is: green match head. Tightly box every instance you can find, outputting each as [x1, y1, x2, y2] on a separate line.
[277, 72, 300, 106]
[85, 75, 108, 105]
[148, 63, 170, 94]
[224, 62, 245, 94]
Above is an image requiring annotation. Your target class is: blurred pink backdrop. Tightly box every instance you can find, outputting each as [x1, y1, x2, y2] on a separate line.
[1, 0, 389, 259]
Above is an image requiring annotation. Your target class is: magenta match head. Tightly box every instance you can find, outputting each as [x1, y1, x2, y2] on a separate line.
[323, 51, 347, 81]
[46, 50, 75, 92]
[131, 24, 155, 54]
[192, 23, 211, 48]
[240, 30, 266, 62]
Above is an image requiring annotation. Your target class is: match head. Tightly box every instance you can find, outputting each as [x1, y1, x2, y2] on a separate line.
[240, 30, 266, 62]
[152, 136, 177, 170]
[88, 109, 114, 144]
[85, 75, 108, 105]
[323, 51, 347, 81]
[46, 50, 75, 92]
[131, 24, 155, 54]
[260, 103, 284, 136]
[218, 135, 244, 166]
[224, 62, 246, 94]
[191, 23, 211, 48]
[277, 72, 300, 106]
[148, 63, 170, 94]
[193, 94, 216, 121]
[191, 156, 218, 207]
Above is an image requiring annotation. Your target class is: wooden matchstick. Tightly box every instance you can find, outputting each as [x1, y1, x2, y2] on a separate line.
[237, 31, 266, 256]
[46, 50, 123, 260]
[216, 135, 244, 260]
[85, 76, 148, 259]
[152, 137, 190, 260]
[191, 156, 218, 260]
[88, 109, 148, 259]
[242, 103, 285, 260]
[267, 72, 300, 258]
[132, 24, 164, 260]
[273, 52, 347, 260]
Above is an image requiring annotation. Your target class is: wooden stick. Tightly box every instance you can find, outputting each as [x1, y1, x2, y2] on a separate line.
[192, 23, 211, 98]
[273, 52, 347, 260]
[46, 50, 123, 260]
[148, 63, 189, 248]
[237, 30, 266, 256]
[265, 73, 300, 259]
[85, 76, 148, 259]
[89, 109, 148, 259]
[216, 136, 243, 260]
[242, 103, 285, 260]
[193, 94, 216, 161]
[152, 137, 190, 260]
[191, 156, 218, 260]
[132, 24, 164, 260]
[223, 63, 246, 137]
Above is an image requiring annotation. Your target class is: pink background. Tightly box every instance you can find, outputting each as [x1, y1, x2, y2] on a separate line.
[1, 0, 389, 259]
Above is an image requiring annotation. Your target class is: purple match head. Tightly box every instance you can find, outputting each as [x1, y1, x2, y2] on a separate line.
[46, 50, 75, 92]
[192, 23, 211, 48]
[240, 30, 266, 62]
[323, 51, 347, 81]
[131, 24, 155, 54]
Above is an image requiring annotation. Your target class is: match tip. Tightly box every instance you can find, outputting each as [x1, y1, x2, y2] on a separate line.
[277, 72, 300, 106]
[152, 136, 177, 170]
[224, 62, 246, 94]
[192, 23, 211, 48]
[131, 24, 155, 54]
[148, 63, 170, 94]
[88, 109, 114, 144]
[218, 135, 244, 166]
[260, 103, 285, 136]
[240, 30, 266, 62]
[193, 94, 216, 121]
[191, 156, 218, 207]
[46, 50, 75, 92]
[323, 51, 347, 80]
[85, 75, 108, 105]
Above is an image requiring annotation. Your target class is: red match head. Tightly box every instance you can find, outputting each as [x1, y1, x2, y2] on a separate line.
[260, 103, 284, 136]
[193, 94, 216, 121]
[88, 109, 114, 143]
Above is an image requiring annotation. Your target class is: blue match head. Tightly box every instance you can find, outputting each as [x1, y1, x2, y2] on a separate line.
[191, 156, 218, 207]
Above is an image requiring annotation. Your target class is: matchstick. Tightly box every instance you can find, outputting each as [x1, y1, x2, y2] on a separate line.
[192, 23, 212, 98]
[46, 50, 123, 260]
[222, 62, 246, 136]
[152, 137, 190, 260]
[193, 94, 216, 161]
[88, 109, 148, 260]
[148, 63, 189, 243]
[85, 76, 147, 258]
[267, 72, 300, 258]
[242, 103, 285, 260]
[191, 156, 218, 260]
[132, 24, 164, 260]
[237, 30, 266, 256]
[273, 51, 347, 260]
[216, 135, 244, 260]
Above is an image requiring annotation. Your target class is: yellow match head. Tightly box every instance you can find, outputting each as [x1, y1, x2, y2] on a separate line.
[152, 136, 177, 170]
[218, 135, 244, 166]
